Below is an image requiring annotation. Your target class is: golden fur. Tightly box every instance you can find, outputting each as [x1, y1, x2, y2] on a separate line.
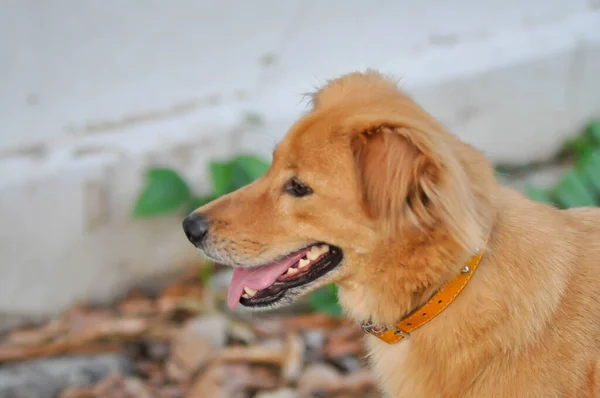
[194, 71, 600, 397]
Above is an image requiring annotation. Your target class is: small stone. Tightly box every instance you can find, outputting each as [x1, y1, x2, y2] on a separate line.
[304, 330, 325, 349]
[148, 341, 170, 361]
[229, 320, 257, 344]
[303, 330, 325, 362]
[123, 376, 152, 398]
[297, 363, 342, 397]
[184, 314, 228, 349]
[208, 270, 234, 295]
[333, 355, 363, 373]
[0, 354, 131, 398]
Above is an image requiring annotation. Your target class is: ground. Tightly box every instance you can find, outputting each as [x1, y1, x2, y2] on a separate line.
[0, 266, 380, 398]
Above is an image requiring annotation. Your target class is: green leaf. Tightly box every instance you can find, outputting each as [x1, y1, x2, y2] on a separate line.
[207, 155, 270, 198]
[316, 302, 343, 318]
[232, 155, 270, 181]
[552, 170, 598, 208]
[583, 120, 600, 145]
[133, 168, 191, 218]
[228, 162, 255, 191]
[308, 284, 342, 318]
[577, 149, 600, 194]
[209, 161, 233, 197]
[524, 183, 555, 206]
[198, 262, 214, 286]
[187, 195, 217, 214]
[563, 136, 595, 159]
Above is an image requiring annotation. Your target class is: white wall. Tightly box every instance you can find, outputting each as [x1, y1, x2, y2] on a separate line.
[1, 0, 599, 318]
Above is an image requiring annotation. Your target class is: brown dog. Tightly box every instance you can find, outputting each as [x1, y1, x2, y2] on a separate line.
[182, 71, 600, 397]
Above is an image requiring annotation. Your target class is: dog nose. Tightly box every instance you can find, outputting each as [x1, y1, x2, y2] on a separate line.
[182, 213, 209, 246]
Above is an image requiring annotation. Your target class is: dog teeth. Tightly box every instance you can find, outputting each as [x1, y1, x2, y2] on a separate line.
[243, 287, 257, 297]
[298, 258, 310, 269]
[242, 293, 250, 299]
[307, 245, 330, 260]
[286, 267, 299, 276]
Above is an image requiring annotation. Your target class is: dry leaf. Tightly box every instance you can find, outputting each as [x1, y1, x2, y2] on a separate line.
[281, 313, 339, 332]
[6, 318, 65, 346]
[282, 333, 304, 382]
[166, 327, 215, 382]
[217, 343, 286, 366]
[185, 364, 230, 398]
[324, 338, 364, 359]
[118, 297, 155, 317]
[255, 388, 298, 398]
[2, 267, 382, 398]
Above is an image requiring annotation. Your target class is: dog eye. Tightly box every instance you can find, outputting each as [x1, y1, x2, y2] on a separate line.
[285, 178, 313, 197]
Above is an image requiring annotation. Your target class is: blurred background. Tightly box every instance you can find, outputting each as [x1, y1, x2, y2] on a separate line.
[0, 1, 599, 397]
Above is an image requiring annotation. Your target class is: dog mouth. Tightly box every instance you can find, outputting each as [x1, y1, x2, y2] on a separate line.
[227, 244, 343, 310]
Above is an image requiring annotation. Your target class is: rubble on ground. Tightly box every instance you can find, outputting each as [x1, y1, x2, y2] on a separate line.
[0, 269, 381, 398]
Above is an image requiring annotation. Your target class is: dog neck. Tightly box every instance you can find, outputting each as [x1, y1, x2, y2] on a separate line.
[337, 230, 484, 328]
[359, 244, 486, 343]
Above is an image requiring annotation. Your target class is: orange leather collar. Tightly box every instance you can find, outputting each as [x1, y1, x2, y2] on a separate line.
[361, 246, 486, 344]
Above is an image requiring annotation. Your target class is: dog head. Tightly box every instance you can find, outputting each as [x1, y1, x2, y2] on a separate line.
[183, 71, 494, 319]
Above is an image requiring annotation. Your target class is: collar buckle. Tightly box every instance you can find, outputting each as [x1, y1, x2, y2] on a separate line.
[361, 320, 410, 339]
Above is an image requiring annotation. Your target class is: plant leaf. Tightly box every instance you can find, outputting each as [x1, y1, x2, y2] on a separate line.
[552, 170, 598, 208]
[563, 136, 596, 159]
[524, 183, 555, 206]
[187, 195, 217, 213]
[228, 162, 255, 192]
[133, 168, 191, 218]
[208, 155, 270, 198]
[232, 155, 270, 181]
[583, 120, 600, 145]
[198, 261, 214, 286]
[318, 302, 343, 318]
[577, 149, 600, 194]
[308, 284, 342, 318]
[209, 161, 233, 197]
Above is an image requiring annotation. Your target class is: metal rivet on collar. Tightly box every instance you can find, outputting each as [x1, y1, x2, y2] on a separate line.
[392, 326, 410, 339]
[461, 265, 471, 274]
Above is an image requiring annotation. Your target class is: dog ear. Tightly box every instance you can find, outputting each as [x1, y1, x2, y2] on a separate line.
[352, 127, 425, 226]
[351, 124, 483, 251]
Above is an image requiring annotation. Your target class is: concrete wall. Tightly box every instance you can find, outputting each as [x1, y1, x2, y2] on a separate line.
[1, 0, 599, 319]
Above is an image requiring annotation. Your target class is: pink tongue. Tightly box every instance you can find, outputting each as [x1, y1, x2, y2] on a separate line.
[227, 247, 312, 310]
